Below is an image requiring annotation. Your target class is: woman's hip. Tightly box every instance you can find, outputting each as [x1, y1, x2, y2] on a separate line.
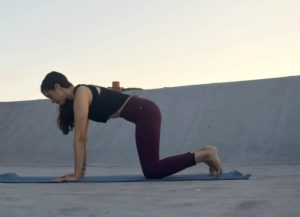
[120, 96, 161, 123]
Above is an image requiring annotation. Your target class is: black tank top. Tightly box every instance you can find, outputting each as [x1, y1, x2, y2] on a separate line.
[74, 84, 130, 123]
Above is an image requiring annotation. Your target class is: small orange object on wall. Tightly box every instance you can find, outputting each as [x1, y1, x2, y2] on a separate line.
[112, 81, 121, 92]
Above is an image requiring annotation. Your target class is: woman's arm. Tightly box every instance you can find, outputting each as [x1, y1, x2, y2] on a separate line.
[73, 87, 91, 178]
[73, 140, 86, 177]
[56, 86, 92, 182]
[80, 121, 89, 177]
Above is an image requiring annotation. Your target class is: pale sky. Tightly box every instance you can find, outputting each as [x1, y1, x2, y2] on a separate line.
[0, 0, 299, 102]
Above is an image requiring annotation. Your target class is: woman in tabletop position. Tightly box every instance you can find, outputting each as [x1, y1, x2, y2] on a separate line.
[41, 71, 222, 182]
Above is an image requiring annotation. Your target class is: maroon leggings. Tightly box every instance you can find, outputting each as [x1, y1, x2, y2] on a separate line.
[120, 96, 196, 179]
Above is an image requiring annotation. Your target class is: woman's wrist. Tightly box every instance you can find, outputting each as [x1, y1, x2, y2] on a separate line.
[74, 172, 82, 178]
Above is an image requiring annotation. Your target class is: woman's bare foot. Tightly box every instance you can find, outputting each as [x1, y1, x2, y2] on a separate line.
[193, 145, 223, 176]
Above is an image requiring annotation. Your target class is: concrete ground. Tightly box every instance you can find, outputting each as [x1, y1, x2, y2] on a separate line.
[0, 163, 299, 217]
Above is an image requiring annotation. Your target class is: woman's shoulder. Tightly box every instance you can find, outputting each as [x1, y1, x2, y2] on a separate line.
[73, 84, 93, 103]
[73, 84, 93, 96]
[75, 84, 103, 88]
[74, 84, 91, 91]
[74, 84, 103, 96]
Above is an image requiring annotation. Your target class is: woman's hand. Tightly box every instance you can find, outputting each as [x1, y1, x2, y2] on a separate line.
[54, 173, 81, 182]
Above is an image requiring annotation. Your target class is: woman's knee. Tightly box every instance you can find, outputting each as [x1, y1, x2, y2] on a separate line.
[143, 168, 164, 179]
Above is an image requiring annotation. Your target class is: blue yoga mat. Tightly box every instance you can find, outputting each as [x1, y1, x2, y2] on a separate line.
[0, 170, 250, 183]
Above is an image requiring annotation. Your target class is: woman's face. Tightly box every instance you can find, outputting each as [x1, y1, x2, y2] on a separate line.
[42, 84, 66, 105]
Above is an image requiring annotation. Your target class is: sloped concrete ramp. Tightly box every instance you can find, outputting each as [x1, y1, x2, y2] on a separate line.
[0, 76, 299, 217]
[0, 76, 299, 166]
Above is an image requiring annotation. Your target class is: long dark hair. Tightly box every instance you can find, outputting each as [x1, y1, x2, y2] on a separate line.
[40, 71, 74, 135]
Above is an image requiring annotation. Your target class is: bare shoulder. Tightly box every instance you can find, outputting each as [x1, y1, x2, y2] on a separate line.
[74, 85, 93, 105]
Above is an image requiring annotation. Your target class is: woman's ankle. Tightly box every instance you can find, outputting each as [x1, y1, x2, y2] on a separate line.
[194, 149, 208, 163]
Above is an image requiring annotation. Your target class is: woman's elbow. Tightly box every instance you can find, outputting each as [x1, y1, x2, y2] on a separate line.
[75, 137, 87, 144]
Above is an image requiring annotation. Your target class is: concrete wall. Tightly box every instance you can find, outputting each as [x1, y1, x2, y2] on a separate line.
[0, 76, 299, 166]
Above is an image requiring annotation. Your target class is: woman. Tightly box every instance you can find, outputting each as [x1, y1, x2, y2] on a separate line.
[41, 71, 222, 182]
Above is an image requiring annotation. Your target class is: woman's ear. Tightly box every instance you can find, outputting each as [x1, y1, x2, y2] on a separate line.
[54, 83, 62, 90]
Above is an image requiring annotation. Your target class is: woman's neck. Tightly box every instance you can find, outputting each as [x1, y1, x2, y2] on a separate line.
[64, 86, 75, 100]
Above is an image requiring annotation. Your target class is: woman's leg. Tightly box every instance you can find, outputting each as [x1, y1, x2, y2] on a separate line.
[120, 96, 222, 179]
[135, 112, 196, 179]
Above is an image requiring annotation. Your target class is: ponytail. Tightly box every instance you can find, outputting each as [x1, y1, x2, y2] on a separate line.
[57, 99, 74, 135]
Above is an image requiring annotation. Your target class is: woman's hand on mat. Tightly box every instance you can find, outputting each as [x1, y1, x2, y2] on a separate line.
[54, 173, 81, 182]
